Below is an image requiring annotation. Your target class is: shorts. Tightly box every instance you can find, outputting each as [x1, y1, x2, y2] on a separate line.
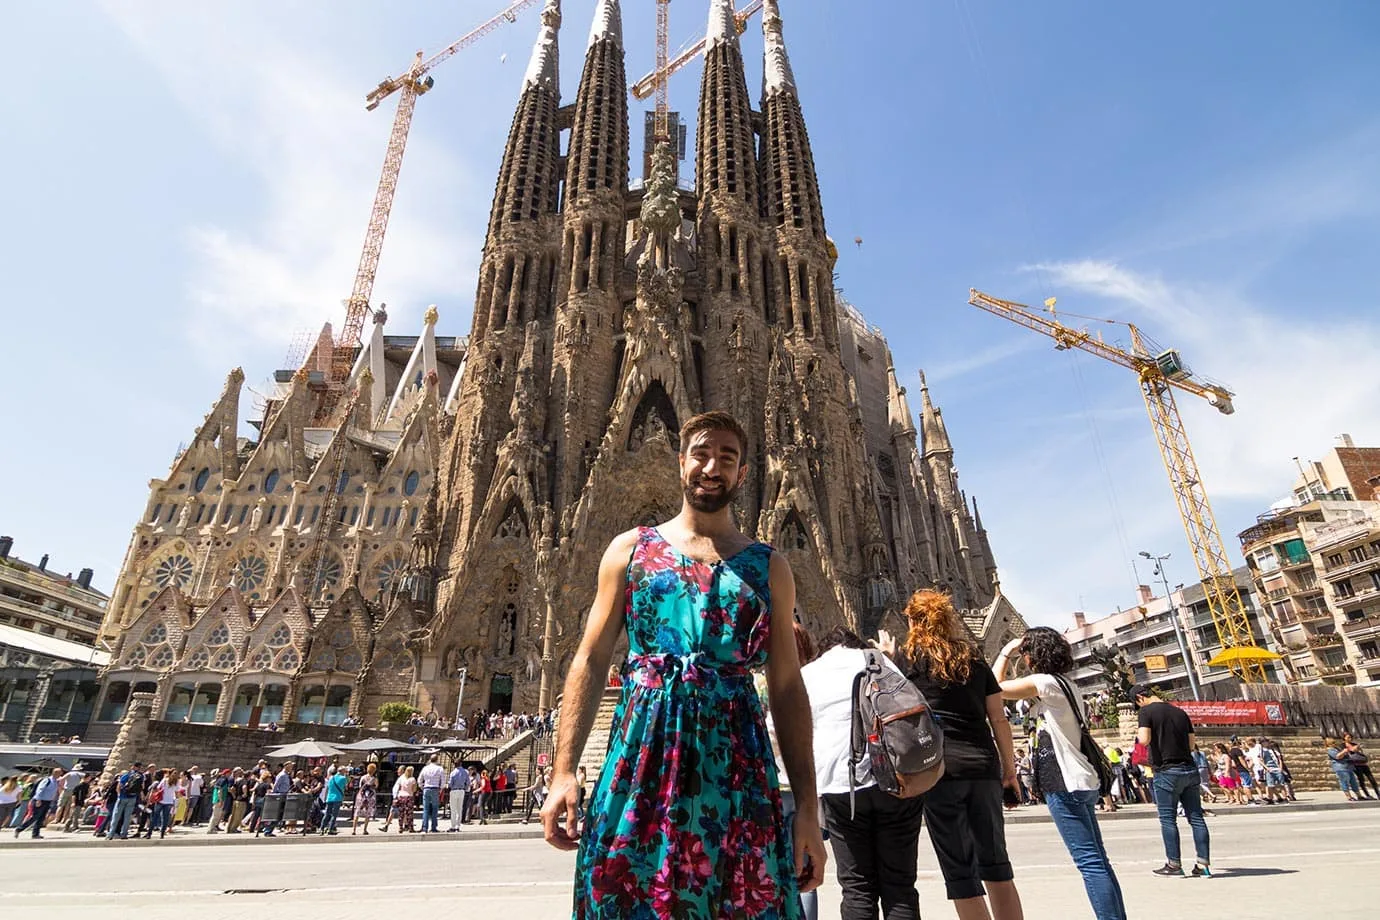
[1237, 772, 1254, 788]
[920, 778, 1014, 900]
[1266, 770, 1285, 788]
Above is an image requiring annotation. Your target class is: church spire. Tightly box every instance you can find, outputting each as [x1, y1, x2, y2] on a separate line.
[586, 0, 622, 49]
[698, 0, 759, 207]
[522, 0, 561, 92]
[565, 0, 628, 204]
[885, 356, 916, 439]
[918, 370, 952, 455]
[761, 0, 797, 98]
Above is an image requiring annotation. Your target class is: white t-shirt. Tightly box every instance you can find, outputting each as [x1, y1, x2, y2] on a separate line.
[1030, 673, 1099, 793]
[62, 770, 84, 792]
[0, 786, 19, 805]
[189, 774, 204, 797]
[800, 646, 907, 795]
[157, 781, 178, 805]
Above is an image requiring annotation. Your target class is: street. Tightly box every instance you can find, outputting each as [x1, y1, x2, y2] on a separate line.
[3, 806, 1376, 918]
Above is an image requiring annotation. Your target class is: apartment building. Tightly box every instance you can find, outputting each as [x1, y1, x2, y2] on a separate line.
[1064, 568, 1277, 700]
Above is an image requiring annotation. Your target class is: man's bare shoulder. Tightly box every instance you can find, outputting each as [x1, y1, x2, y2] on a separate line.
[601, 528, 642, 564]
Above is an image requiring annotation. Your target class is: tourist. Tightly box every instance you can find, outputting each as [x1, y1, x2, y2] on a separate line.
[418, 755, 445, 832]
[1212, 744, 1241, 805]
[14, 767, 62, 839]
[1270, 740, 1297, 801]
[1016, 746, 1036, 805]
[542, 411, 826, 916]
[320, 765, 348, 835]
[520, 767, 549, 825]
[996, 629, 1126, 920]
[471, 768, 490, 825]
[1326, 738, 1363, 801]
[1192, 745, 1219, 804]
[53, 761, 84, 831]
[0, 776, 20, 830]
[1226, 739, 1258, 805]
[1341, 732, 1378, 799]
[107, 762, 145, 840]
[394, 765, 418, 832]
[352, 762, 379, 835]
[447, 761, 470, 832]
[1257, 738, 1287, 804]
[258, 763, 293, 837]
[893, 589, 1024, 920]
[227, 768, 250, 833]
[247, 769, 272, 835]
[184, 766, 204, 826]
[492, 763, 509, 814]
[1133, 684, 1211, 878]
[504, 762, 519, 812]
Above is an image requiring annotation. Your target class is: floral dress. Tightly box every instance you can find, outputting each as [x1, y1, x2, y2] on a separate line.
[573, 527, 802, 919]
[355, 773, 377, 819]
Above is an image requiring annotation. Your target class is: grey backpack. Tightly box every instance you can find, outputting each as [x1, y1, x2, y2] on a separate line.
[850, 650, 945, 806]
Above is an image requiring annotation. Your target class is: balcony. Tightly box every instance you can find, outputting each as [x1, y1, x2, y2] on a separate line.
[1306, 632, 1344, 649]
[1334, 585, 1380, 610]
[1341, 615, 1380, 637]
[1318, 663, 1356, 681]
[1279, 555, 1313, 572]
[1323, 554, 1380, 581]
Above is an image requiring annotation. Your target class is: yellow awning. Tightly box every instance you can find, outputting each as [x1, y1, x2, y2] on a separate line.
[1208, 646, 1282, 667]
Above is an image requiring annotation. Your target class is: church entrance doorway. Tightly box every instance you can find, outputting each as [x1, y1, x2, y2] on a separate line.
[487, 673, 513, 714]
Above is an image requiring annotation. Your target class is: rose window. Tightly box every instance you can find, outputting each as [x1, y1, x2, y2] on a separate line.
[154, 554, 194, 589]
[231, 556, 268, 594]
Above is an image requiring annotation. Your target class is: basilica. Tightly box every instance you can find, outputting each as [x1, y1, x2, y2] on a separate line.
[94, 0, 1024, 732]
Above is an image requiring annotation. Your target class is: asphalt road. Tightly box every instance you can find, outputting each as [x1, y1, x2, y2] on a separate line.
[3, 807, 1375, 919]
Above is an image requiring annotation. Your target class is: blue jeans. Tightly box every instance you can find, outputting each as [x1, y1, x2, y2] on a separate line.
[107, 797, 138, 839]
[152, 802, 174, 835]
[1151, 765, 1209, 866]
[1332, 766, 1361, 797]
[322, 800, 342, 833]
[1045, 790, 1127, 920]
[421, 787, 441, 832]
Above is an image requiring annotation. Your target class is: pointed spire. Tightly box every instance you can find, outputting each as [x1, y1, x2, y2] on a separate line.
[919, 370, 952, 455]
[523, 0, 561, 91]
[706, 0, 738, 48]
[762, 0, 797, 98]
[587, 0, 622, 49]
[885, 359, 916, 438]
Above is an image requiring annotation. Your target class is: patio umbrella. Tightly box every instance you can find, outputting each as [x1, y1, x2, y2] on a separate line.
[265, 739, 344, 759]
[336, 737, 420, 753]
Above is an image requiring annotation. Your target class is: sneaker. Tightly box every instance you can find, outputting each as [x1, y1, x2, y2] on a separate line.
[1152, 863, 1185, 877]
[1191, 864, 1212, 878]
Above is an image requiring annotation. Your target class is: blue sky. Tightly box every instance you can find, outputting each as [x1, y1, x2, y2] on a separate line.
[3, 1, 1378, 628]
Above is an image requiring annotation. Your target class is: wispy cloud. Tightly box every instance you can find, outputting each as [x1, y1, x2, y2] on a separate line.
[99, 1, 483, 357]
[922, 337, 1043, 384]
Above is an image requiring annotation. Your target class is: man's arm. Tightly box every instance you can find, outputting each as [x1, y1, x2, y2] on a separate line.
[540, 530, 635, 850]
[763, 552, 826, 894]
[1136, 726, 1152, 746]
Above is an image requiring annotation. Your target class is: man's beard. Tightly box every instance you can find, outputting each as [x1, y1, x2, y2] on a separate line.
[684, 475, 739, 513]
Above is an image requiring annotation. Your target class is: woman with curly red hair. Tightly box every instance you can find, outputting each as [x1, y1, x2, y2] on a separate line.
[882, 588, 1024, 920]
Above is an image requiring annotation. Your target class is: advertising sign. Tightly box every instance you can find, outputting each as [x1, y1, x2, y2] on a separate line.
[1172, 700, 1288, 725]
[1144, 655, 1168, 672]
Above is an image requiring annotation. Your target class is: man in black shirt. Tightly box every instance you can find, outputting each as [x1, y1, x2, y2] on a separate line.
[1134, 684, 1211, 878]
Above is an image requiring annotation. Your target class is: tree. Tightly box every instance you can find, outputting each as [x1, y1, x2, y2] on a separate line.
[378, 701, 417, 724]
[1089, 643, 1133, 703]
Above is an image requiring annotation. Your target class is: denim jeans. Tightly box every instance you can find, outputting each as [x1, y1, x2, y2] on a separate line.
[1151, 765, 1209, 866]
[322, 800, 342, 833]
[107, 797, 138, 839]
[421, 788, 441, 832]
[151, 802, 174, 836]
[1332, 766, 1361, 797]
[1045, 790, 1127, 920]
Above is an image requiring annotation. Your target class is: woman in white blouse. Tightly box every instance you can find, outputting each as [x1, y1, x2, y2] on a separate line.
[995, 628, 1126, 920]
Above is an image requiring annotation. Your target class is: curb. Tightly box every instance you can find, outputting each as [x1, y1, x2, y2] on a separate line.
[3, 799, 1374, 850]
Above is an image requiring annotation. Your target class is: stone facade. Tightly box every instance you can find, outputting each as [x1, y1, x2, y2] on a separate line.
[92, 0, 1020, 732]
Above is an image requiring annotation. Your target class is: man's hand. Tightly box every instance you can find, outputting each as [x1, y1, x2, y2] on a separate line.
[1002, 768, 1020, 809]
[792, 808, 827, 894]
[540, 772, 581, 851]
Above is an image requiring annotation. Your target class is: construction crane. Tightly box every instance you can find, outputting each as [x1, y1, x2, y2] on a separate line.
[320, 0, 540, 407]
[631, 0, 764, 109]
[967, 288, 1278, 683]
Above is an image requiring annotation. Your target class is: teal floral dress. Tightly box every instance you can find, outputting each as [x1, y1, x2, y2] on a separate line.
[574, 527, 803, 919]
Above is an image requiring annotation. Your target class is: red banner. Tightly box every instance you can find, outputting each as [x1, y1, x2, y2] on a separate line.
[1172, 700, 1288, 726]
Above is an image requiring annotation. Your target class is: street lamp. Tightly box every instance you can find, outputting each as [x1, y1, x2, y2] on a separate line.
[1139, 551, 1203, 701]
[453, 667, 468, 728]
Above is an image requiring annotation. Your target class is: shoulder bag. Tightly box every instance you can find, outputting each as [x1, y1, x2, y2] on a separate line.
[1050, 674, 1115, 797]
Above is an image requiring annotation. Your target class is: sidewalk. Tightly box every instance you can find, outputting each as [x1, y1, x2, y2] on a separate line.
[2, 793, 1374, 849]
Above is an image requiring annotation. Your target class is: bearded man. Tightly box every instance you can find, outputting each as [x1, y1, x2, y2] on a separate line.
[543, 410, 826, 919]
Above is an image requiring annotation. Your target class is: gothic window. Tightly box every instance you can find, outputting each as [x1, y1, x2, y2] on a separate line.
[141, 624, 168, 646]
[267, 624, 292, 647]
[375, 553, 408, 600]
[207, 624, 231, 646]
[154, 555, 194, 590]
[251, 649, 273, 670]
[312, 649, 338, 671]
[276, 648, 300, 671]
[338, 649, 363, 673]
[264, 469, 281, 494]
[186, 648, 210, 670]
[124, 647, 146, 668]
[309, 554, 343, 602]
[194, 468, 210, 492]
[230, 555, 267, 596]
[373, 634, 411, 677]
[330, 626, 354, 649]
[148, 645, 175, 670]
[212, 648, 238, 670]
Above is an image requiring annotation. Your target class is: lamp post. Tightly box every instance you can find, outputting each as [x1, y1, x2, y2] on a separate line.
[453, 667, 468, 729]
[1139, 551, 1203, 702]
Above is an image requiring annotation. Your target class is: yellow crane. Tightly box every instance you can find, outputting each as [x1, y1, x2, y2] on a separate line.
[630, 0, 764, 105]
[317, 0, 541, 411]
[967, 288, 1278, 683]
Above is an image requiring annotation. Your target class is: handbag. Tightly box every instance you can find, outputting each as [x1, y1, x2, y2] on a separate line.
[1051, 675, 1115, 797]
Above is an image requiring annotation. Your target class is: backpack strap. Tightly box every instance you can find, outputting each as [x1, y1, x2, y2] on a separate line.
[1050, 674, 1090, 732]
[847, 659, 870, 821]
